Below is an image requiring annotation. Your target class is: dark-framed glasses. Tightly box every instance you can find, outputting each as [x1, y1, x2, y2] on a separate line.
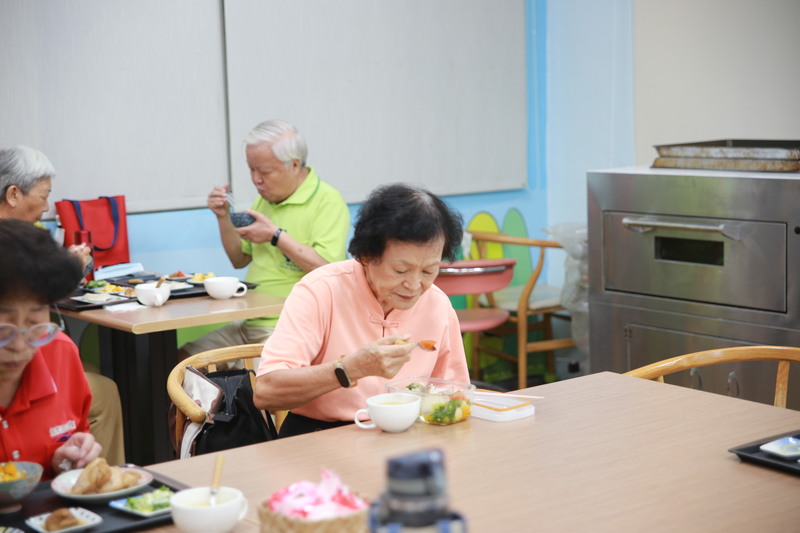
[0, 319, 63, 348]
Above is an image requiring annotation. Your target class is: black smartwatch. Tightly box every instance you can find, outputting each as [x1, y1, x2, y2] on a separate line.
[271, 228, 284, 246]
[334, 357, 357, 388]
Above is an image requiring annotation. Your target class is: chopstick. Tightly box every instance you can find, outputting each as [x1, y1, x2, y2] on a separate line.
[475, 390, 545, 400]
[226, 191, 238, 212]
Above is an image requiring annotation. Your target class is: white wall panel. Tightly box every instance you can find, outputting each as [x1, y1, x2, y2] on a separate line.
[223, 0, 527, 205]
[1, 0, 525, 213]
[0, 0, 228, 214]
[633, 0, 800, 165]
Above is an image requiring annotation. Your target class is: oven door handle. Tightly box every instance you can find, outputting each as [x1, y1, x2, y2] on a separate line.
[621, 217, 743, 240]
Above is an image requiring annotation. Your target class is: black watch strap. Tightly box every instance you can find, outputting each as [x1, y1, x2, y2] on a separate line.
[271, 228, 284, 246]
[335, 357, 357, 388]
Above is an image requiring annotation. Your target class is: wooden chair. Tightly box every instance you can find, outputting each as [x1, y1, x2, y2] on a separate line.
[435, 258, 516, 380]
[624, 346, 800, 408]
[166, 344, 287, 450]
[469, 230, 576, 390]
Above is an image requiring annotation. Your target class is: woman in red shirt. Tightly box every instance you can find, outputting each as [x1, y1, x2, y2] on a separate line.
[0, 219, 101, 479]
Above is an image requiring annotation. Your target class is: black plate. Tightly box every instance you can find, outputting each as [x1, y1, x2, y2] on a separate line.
[729, 430, 800, 476]
[2, 467, 188, 532]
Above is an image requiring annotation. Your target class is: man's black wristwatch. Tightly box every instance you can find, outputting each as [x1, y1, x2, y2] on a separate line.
[334, 356, 357, 388]
[271, 228, 284, 246]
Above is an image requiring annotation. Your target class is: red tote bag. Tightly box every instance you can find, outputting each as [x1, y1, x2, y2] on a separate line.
[56, 195, 130, 269]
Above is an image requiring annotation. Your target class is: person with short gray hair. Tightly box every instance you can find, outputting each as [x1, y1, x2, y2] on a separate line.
[243, 119, 308, 168]
[178, 119, 350, 359]
[0, 145, 56, 223]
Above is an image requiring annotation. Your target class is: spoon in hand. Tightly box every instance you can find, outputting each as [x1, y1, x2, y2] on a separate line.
[209, 454, 225, 507]
[394, 339, 436, 351]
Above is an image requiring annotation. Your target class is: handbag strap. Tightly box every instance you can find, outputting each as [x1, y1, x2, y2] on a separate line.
[68, 196, 120, 251]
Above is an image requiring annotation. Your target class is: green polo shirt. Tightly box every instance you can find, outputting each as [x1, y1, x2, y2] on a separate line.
[241, 167, 349, 327]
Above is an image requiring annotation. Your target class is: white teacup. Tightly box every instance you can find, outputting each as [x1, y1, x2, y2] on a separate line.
[204, 277, 248, 300]
[170, 486, 248, 533]
[354, 392, 421, 433]
[135, 282, 171, 307]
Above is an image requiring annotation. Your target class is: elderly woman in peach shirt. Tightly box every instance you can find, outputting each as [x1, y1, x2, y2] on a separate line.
[254, 183, 469, 437]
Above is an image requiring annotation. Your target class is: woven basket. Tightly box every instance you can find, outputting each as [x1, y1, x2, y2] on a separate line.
[258, 504, 369, 533]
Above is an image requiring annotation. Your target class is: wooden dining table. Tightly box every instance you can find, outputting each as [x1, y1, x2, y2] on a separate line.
[60, 291, 284, 466]
[142, 371, 800, 532]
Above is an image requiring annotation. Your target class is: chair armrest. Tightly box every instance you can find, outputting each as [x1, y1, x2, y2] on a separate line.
[167, 366, 208, 424]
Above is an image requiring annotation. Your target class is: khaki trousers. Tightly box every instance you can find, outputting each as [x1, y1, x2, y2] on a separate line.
[84, 370, 126, 465]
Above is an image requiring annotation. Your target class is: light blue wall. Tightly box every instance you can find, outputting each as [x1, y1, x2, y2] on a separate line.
[544, 0, 634, 286]
[101, 0, 635, 281]
[546, 0, 635, 227]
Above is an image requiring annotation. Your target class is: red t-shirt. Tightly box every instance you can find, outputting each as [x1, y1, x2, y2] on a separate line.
[0, 332, 91, 479]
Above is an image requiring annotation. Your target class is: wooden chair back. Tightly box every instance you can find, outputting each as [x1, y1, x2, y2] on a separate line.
[469, 230, 576, 389]
[167, 344, 286, 448]
[435, 258, 516, 378]
[624, 345, 800, 408]
[436, 258, 517, 296]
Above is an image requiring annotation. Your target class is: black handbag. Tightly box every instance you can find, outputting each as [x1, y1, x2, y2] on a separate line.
[191, 368, 278, 456]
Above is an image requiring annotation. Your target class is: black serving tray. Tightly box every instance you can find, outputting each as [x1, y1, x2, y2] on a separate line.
[102, 275, 258, 301]
[54, 290, 136, 312]
[54, 277, 259, 311]
[3, 467, 188, 532]
[729, 430, 800, 476]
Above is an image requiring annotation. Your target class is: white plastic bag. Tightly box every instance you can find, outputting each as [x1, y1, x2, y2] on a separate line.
[544, 223, 589, 355]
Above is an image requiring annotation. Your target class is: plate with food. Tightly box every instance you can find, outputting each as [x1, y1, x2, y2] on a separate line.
[187, 272, 216, 285]
[164, 280, 192, 291]
[51, 458, 152, 503]
[108, 485, 174, 517]
[82, 280, 129, 294]
[70, 293, 131, 305]
[25, 507, 102, 533]
[166, 270, 190, 281]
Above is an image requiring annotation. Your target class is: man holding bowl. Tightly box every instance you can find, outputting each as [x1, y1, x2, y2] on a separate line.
[178, 120, 350, 359]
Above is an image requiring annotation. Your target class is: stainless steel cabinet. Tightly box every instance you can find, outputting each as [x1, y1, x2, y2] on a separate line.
[587, 167, 800, 410]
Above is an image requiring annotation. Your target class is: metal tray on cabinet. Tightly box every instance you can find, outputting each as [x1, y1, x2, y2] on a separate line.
[653, 139, 800, 172]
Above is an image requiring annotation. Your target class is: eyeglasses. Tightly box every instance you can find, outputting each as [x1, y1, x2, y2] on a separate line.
[0, 308, 65, 348]
[0, 322, 64, 348]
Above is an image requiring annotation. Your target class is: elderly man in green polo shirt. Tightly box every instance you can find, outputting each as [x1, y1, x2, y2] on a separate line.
[178, 120, 350, 358]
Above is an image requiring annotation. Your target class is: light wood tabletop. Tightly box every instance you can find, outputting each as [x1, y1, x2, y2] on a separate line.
[144, 371, 800, 532]
[60, 291, 284, 465]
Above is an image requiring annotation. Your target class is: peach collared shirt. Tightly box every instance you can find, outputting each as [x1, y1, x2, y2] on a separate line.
[257, 259, 469, 421]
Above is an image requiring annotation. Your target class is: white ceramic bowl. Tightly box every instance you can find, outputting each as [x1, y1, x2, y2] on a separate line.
[135, 282, 171, 307]
[170, 486, 248, 533]
[203, 277, 247, 300]
[354, 392, 421, 432]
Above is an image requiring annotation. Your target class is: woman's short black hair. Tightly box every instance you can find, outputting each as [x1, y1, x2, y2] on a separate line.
[348, 183, 463, 262]
[0, 219, 83, 303]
